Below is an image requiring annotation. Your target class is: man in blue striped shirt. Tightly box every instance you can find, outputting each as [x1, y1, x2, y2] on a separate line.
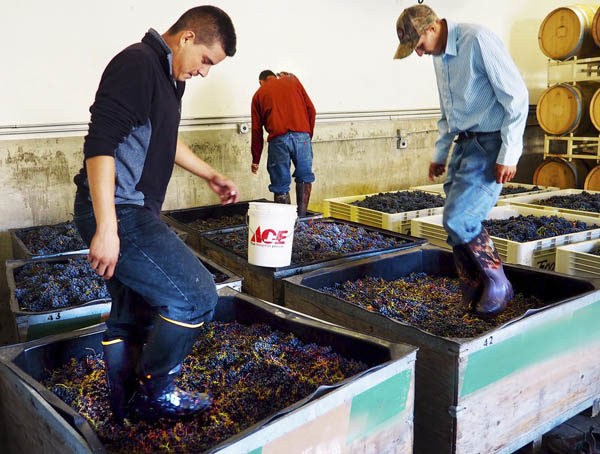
[394, 5, 529, 317]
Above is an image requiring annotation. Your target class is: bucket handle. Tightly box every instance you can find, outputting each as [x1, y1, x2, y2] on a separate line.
[245, 210, 300, 227]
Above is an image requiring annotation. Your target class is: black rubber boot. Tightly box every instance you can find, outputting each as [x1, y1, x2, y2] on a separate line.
[102, 338, 142, 422]
[274, 192, 291, 204]
[452, 244, 482, 310]
[295, 182, 312, 217]
[463, 227, 513, 317]
[130, 315, 211, 420]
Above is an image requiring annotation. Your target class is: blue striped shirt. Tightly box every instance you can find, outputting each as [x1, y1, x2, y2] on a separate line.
[432, 20, 529, 166]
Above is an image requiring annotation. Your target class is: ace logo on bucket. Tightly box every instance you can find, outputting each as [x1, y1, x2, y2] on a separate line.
[250, 226, 289, 247]
[247, 202, 297, 267]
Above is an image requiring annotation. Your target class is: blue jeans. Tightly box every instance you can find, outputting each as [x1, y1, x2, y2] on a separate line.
[443, 133, 503, 247]
[267, 132, 315, 194]
[73, 193, 217, 341]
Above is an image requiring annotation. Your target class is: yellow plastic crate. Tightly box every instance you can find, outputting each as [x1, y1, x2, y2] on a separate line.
[410, 205, 600, 270]
[556, 239, 600, 278]
[323, 190, 445, 234]
[322, 194, 357, 221]
[409, 183, 559, 200]
[497, 189, 600, 219]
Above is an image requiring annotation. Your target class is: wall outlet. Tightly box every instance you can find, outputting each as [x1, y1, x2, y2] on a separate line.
[396, 130, 408, 149]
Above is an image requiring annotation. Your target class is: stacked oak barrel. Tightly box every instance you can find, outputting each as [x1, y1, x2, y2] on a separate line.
[536, 4, 600, 190]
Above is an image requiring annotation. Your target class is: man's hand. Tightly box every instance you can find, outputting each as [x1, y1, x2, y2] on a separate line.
[429, 162, 446, 181]
[495, 164, 516, 184]
[251, 163, 259, 174]
[208, 173, 239, 204]
[88, 228, 120, 280]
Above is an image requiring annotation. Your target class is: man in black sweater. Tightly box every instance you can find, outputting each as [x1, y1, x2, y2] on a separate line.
[73, 6, 238, 421]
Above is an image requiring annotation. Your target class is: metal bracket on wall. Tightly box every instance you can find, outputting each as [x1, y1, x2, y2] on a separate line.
[448, 405, 466, 418]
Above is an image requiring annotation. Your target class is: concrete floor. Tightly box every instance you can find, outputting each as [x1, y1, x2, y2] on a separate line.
[513, 410, 600, 453]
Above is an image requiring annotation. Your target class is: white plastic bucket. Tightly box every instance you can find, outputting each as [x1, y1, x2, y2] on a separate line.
[247, 202, 298, 267]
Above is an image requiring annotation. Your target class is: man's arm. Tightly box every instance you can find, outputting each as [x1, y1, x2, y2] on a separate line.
[429, 86, 452, 180]
[431, 56, 454, 170]
[86, 156, 120, 279]
[250, 94, 265, 172]
[476, 30, 529, 182]
[84, 50, 153, 279]
[297, 80, 316, 137]
[175, 138, 238, 204]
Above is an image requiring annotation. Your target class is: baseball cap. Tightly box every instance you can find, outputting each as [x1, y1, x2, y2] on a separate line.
[394, 4, 438, 59]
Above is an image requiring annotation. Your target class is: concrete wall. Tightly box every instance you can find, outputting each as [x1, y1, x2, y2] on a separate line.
[0, 117, 435, 231]
[0, 115, 545, 231]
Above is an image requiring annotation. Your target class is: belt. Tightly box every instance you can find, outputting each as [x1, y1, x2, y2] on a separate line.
[455, 130, 500, 142]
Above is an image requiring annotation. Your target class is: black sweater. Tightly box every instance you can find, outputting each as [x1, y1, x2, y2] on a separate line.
[74, 30, 185, 216]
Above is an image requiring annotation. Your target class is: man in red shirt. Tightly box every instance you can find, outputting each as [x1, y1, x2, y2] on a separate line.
[251, 70, 316, 215]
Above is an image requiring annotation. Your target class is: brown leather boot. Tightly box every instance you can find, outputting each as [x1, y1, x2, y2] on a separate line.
[274, 192, 290, 204]
[544, 427, 600, 454]
[295, 182, 312, 216]
[463, 227, 513, 317]
[452, 244, 482, 310]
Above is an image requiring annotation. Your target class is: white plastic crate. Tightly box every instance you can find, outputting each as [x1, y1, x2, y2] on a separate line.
[409, 183, 560, 200]
[410, 205, 600, 270]
[497, 183, 560, 200]
[497, 189, 600, 219]
[323, 190, 445, 234]
[408, 183, 445, 194]
[556, 239, 600, 278]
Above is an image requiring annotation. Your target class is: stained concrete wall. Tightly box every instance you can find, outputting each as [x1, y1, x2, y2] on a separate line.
[0, 117, 438, 231]
[0, 116, 544, 231]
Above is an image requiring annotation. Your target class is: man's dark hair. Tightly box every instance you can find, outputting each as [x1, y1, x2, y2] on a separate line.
[168, 6, 236, 57]
[259, 70, 276, 81]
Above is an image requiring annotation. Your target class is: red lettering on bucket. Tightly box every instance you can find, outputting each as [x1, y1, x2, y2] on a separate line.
[250, 226, 290, 245]
[262, 229, 276, 244]
[276, 230, 288, 244]
[251, 226, 262, 243]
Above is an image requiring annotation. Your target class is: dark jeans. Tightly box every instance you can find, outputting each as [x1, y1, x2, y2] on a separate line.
[267, 131, 315, 194]
[443, 132, 503, 247]
[73, 193, 218, 341]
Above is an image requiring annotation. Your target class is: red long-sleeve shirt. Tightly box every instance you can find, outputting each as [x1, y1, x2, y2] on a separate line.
[251, 75, 316, 164]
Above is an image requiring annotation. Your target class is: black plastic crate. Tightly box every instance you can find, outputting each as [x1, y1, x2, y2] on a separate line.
[6, 252, 242, 342]
[201, 218, 426, 303]
[161, 199, 321, 252]
[283, 246, 600, 454]
[10, 222, 188, 259]
[0, 288, 417, 454]
[10, 222, 88, 260]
